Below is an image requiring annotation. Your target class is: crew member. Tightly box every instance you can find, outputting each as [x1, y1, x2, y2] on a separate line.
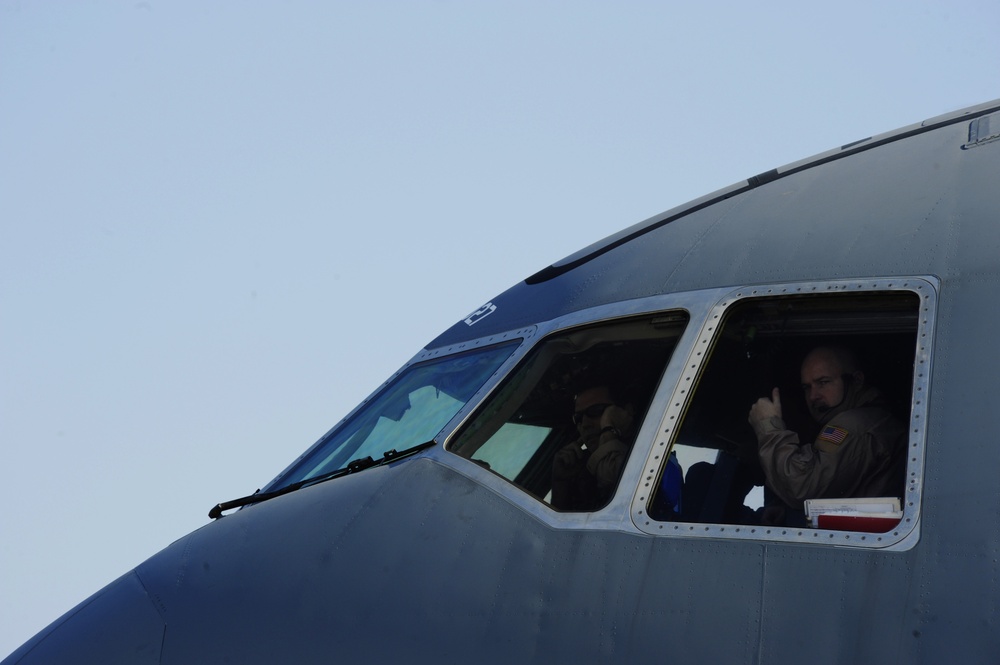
[551, 384, 634, 511]
[747, 346, 905, 510]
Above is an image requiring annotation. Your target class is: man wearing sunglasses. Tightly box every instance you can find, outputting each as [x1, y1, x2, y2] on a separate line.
[551, 383, 635, 511]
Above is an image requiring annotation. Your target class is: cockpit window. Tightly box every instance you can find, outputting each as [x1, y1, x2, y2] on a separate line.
[267, 342, 519, 492]
[449, 312, 688, 511]
[637, 282, 932, 549]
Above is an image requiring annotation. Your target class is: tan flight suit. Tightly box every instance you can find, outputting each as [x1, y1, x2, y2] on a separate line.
[754, 385, 906, 509]
[551, 431, 629, 511]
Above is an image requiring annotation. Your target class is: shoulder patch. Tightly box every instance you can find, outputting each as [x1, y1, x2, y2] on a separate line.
[818, 425, 849, 446]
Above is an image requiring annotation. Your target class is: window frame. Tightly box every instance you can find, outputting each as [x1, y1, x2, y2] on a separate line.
[630, 277, 937, 551]
[446, 308, 691, 511]
[437, 293, 714, 528]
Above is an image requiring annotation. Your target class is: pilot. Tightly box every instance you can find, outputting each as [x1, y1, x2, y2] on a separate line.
[551, 384, 634, 511]
[747, 346, 906, 513]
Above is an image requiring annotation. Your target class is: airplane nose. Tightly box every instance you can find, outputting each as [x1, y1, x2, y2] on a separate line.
[2, 571, 164, 665]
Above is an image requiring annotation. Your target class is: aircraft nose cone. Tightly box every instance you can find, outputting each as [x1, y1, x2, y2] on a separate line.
[2, 571, 163, 665]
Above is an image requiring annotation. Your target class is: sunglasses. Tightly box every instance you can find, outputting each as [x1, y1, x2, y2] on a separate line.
[572, 403, 612, 424]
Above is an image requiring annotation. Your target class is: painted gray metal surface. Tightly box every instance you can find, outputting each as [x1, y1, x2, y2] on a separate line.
[6, 100, 1000, 664]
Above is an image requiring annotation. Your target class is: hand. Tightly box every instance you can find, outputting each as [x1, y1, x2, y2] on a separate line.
[554, 440, 586, 466]
[553, 440, 587, 475]
[600, 405, 633, 437]
[748, 388, 782, 435]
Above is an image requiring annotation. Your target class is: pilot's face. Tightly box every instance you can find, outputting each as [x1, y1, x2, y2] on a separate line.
[573, 386, 614, 441]
[800, 353, 846, 421]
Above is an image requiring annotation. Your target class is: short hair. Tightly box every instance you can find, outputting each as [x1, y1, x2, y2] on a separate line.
[804, 345, 860, 374]
[574, 383, 617, 403]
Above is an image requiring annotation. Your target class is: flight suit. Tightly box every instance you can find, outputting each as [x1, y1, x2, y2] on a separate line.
[551, 431, 629, 511]
[754, 385, 906, 509]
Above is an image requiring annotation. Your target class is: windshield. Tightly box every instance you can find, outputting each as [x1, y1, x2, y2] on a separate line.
[266, 341, 519, 492]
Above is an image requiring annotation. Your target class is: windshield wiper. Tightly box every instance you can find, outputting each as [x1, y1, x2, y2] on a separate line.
[208, 441, 435, 519]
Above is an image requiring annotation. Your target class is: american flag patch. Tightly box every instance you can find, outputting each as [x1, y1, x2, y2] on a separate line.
[819, 425, 849, 446]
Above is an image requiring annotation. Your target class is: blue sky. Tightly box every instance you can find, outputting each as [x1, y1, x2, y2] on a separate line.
[2, 1, 998, 655]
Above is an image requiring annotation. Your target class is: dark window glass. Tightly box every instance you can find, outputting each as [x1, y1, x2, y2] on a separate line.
[648, 292, 918, 531]
[450, 312, 688, 511]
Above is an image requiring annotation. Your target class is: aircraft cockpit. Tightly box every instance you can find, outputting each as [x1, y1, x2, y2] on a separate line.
[449, 312, 689, 510]
[254, 278, 929, 550]
[444, 280, 931, 549]
[646, 289, 920, 528]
